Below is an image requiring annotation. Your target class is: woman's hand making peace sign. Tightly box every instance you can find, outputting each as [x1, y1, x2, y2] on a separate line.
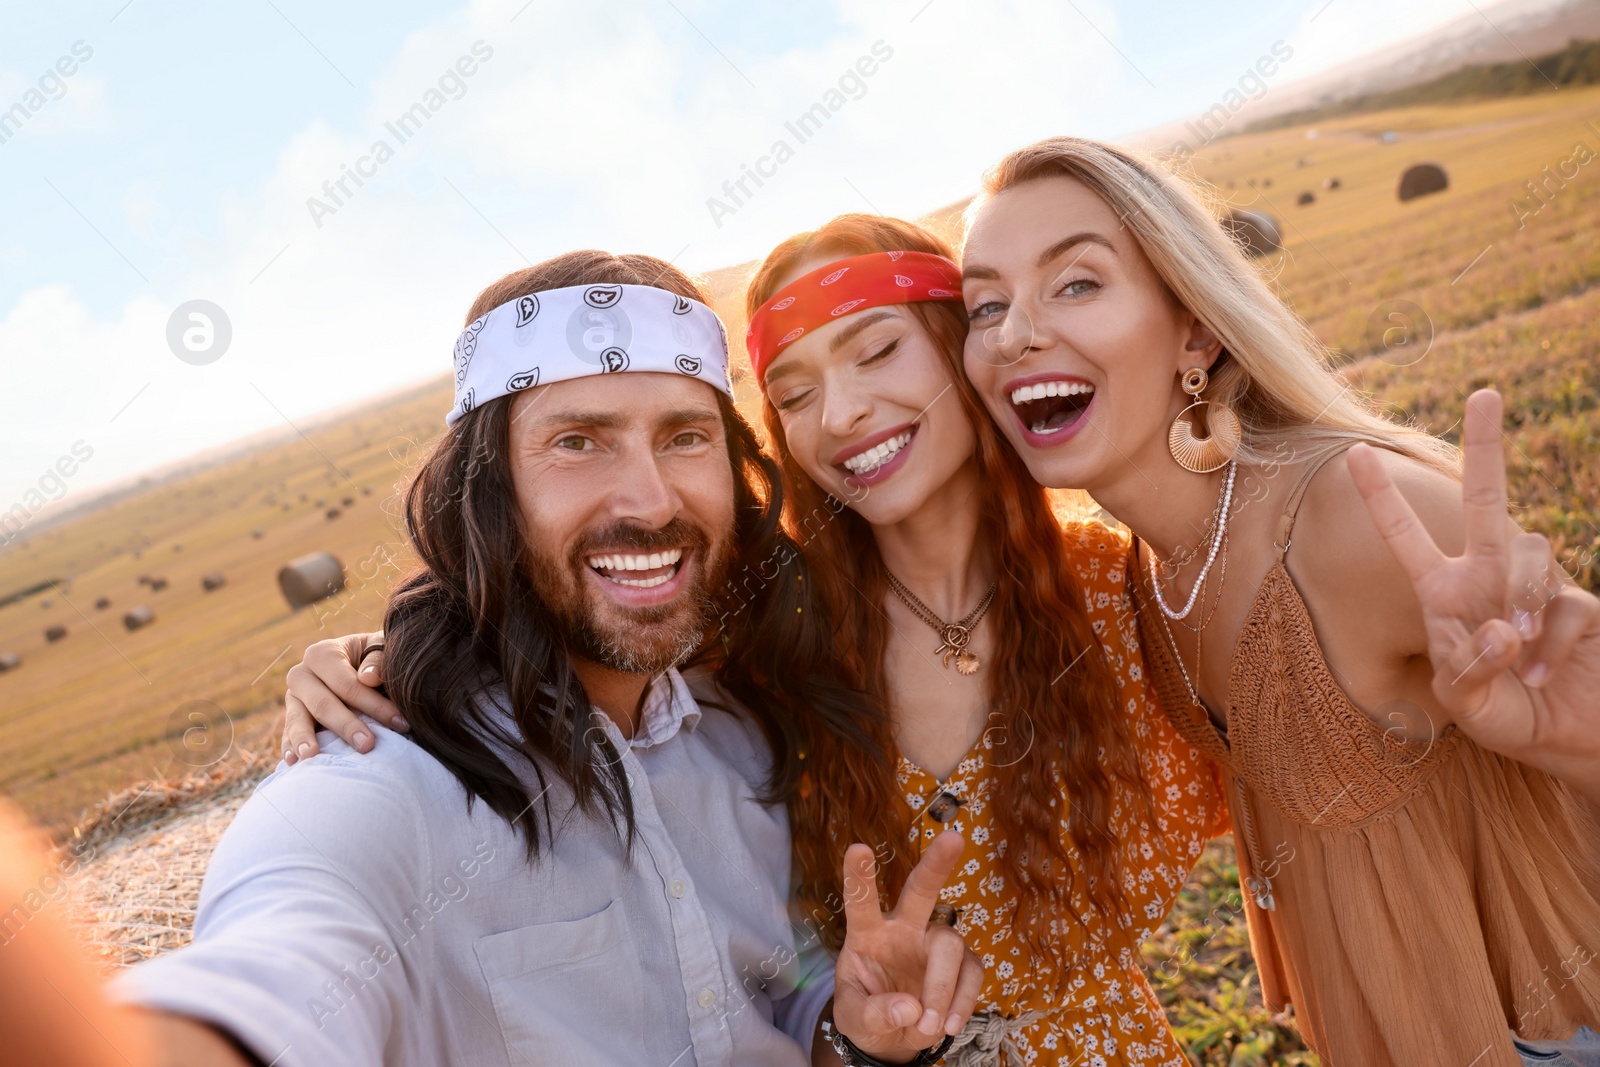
[1348, 389, 1600, 801]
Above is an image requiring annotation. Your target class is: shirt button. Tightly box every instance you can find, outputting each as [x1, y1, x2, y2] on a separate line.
[669, 878, 687, 898]
[697, 989, 716, 1008]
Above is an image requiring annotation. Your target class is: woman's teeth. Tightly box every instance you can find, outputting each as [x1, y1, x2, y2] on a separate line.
[1009, 380, 1094, 405]
[588, 548, 683, 589]
[843, 430, 913, 475]
[1010, 380, 1096, 435]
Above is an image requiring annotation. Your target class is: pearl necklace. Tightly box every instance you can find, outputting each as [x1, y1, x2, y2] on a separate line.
[1148, 461, 1237, 621]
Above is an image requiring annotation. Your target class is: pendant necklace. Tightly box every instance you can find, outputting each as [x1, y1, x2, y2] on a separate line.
[885, 572, 998, 676]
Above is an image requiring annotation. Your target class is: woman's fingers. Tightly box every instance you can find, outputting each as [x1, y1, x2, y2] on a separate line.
[891, 831, 965, 926]
[946, 948, 984, 1035]
[915, 925, 966, 1038]
[284, 662, 373, 754]
[307, 635, 406, 730]
[860, 991, 925, 1036]
[1507, 532, 1559, 641]
[840, 843, 885, 933]
[1348, 444, 1447, 585]
[358, 647, 387, 690]
[1440, 618, 1523, 710]
[1520, 589, 1600, 687]
[281, 693, 319, 764]
[1460, 390, 1509, 559]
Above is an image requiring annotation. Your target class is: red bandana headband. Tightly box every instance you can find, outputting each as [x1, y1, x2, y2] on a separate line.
[745, 250, 964, 386]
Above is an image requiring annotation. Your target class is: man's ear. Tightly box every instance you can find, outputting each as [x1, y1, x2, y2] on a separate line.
[1182, 313, 1225, 371]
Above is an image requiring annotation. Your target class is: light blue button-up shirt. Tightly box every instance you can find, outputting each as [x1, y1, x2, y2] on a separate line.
[112, 667, 834, 1066]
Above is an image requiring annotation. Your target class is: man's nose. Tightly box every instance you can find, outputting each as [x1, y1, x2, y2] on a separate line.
[607, 442, 678, 528]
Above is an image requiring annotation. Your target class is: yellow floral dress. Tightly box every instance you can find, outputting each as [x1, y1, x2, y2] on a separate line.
[896, 524, 1228, 1066]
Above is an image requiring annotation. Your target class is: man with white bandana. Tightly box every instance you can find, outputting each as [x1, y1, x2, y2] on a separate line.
[109, 251, 981, 1067]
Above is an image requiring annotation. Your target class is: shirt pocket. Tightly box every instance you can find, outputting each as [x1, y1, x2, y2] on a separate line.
[473, 899, 648, 1062]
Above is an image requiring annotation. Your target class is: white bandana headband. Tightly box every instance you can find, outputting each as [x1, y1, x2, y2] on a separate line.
[447, 283, 733, 426]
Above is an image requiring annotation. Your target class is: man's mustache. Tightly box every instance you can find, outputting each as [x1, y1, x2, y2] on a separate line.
[571, 518, 710, 559]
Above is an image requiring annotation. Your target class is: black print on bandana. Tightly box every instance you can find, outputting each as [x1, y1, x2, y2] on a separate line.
[459, 388, 475, 416]
[672, 295, 693, 315]
[507, 368, 540, 391]
[674, 354, 701, 375]
[515, 294, 540, 327]
[584, 285, 623, 309]
[600, 347, 630, 372]
[454, 316, 489, 385]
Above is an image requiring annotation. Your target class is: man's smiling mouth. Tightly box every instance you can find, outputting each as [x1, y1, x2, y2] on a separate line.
[587, 548, 684, 589]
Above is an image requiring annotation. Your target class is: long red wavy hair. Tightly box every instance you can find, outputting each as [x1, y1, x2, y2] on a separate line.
[746, 214, 1152, 975]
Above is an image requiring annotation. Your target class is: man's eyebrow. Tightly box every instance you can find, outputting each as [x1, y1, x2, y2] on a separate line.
[657, 406, 721, 427]
[828, 309, 897, 353]
[961, 231, 1116, 282]
[535, 409, 625, 429]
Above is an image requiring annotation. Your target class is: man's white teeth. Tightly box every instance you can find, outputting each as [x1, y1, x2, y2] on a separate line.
[843, 430, 913, 474]
[588, 548, 682, 574]
[1010, 380, 1095, 405]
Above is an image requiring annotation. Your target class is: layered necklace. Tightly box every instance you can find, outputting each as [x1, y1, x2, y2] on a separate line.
[1146, 460, 1238, 706]
[885, 572, 998, 676]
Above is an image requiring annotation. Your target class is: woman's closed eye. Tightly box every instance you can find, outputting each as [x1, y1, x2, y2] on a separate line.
[859, 338, 900, 367]
[775, 386, 814, 413]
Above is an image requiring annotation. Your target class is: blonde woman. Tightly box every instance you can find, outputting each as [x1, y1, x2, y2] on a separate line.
[959, 136, 1600, 1066]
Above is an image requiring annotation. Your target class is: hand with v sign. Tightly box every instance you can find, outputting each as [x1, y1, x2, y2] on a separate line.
[1348, 389, 1600, 801]
[819, 830, 984, 1065]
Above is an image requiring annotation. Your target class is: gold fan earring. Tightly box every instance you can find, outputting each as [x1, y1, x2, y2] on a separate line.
[1168, 367, 1241, 474]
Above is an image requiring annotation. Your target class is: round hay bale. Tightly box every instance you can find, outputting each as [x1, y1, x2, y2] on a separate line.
[278, 553, 346, 610]
[94, 596, 112, 610]
[1296, 191, 1315, 206]
[325, 508, 342, 521]
[40, 598, 52, 609]
[0, 652, 20, 672]
[201, 573, 226, 592]
[148, 577, 169, 592]
[341, 497, 354, 508]
[361, 487, 372, 496]
[123, 606, 155, 632]
[1222, 210, 1283, 258]
[1398, 163, 1448, 202]
[1323, 176, 1342, 190]
[172, 543, 183, 553]
[252, 528, 265, 540]
[136, 574, 151, 586]
[45, 625, 68, 643]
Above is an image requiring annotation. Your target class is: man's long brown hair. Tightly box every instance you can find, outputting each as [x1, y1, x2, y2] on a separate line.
[382, 251, 804, 857]
[747, 215, 1151, 973]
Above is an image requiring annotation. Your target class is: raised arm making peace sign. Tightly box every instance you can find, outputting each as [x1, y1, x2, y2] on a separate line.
[1348, 388, 1600, 802]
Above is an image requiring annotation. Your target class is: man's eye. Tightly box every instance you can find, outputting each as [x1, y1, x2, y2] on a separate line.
[556, 435, 590, 450]
[671, 431, 705, 447]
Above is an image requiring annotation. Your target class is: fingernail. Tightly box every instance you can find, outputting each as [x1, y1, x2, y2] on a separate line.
[1523, 662, 1548, 687]
[920, 1009, 940, 1034]
[392, 714, 411, 731]
[1513, 608, 1535, 640]
[889, 1003, 914, 1028]
[945, 1013, 963, 1035]
[283, 749, 295, 765]
[361, 664, 377, 678]
[296, 742, 312, 759]
[354, 731, 372, 751]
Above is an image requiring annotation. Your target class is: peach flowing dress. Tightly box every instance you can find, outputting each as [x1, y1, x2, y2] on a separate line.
[1134, 451, 1600, 1067]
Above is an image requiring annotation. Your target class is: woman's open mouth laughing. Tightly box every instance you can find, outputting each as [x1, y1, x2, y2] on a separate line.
[835, 422, 919, 488]
[1006, 376, 1095, 448]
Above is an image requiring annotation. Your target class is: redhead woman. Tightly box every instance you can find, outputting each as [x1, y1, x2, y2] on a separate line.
[281, 215, 1228, 1067]
[958, 137, 1600, 1066]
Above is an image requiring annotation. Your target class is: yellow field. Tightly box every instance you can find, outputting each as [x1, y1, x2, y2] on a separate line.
[2, 84, 1598, 845]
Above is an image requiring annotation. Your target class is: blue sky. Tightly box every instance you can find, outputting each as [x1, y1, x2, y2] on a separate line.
[0, 0, 1479, 512]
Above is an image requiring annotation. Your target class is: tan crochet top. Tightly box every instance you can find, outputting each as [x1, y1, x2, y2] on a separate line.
[1134, 449, 1600, 1067]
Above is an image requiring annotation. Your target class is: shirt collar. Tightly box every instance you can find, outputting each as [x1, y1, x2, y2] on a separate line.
[624, 667, 702, 750]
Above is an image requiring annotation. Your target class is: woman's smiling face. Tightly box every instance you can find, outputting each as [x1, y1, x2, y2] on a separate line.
[960, 175, 1214, 492]
[762, 260, 976, 526]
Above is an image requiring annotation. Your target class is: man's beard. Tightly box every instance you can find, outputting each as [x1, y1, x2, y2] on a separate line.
[525, 516, 733, 675]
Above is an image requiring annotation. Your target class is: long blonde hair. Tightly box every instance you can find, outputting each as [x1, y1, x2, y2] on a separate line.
[971, 136, 1458, 472]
